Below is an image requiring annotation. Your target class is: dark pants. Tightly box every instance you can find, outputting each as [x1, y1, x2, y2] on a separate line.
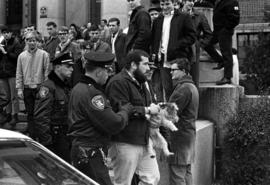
[50, 125, 70, 163]
[204, 28, 234, 79]
[152, 69, 164, 102]
[190, 61, 199, 88]
[23, 88, 38, 136]
[160, 67, 173, 102]
[0, 79, 11, 109]
[71, 144, 113, 185]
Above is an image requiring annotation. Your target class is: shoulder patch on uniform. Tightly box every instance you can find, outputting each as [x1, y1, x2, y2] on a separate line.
[39, 86, 49, 98]
[91, 95, 105, 110]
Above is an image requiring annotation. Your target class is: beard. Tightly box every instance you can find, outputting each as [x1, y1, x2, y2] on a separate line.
[134, 68, 147, 84]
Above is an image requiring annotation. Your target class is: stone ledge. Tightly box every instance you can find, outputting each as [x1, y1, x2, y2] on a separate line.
[158, 120, 215, 185]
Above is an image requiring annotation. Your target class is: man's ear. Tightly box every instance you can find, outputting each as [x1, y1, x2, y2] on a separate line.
[131, 61, 137, 71]
[95, 68, 103, 77]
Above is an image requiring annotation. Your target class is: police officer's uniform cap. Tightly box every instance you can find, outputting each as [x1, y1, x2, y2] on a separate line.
[84, 51, 115, 67]
[52, 53, 74, 65]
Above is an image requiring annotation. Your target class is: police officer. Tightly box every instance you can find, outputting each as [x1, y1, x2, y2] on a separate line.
[34, 53, 74, 162]
[68, 51, 133, 185]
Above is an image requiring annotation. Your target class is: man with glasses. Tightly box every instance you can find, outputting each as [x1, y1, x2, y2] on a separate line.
[44, 21, 60, 62]
[16, 31, 50, 137]
[55, 26, 80, 61]
[68, 51, 133, 185]
[168, 58, 199, 185]
[148, 6, 162, 24]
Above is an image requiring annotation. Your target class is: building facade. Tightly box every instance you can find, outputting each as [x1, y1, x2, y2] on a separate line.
[235, 0, 270, 64]
[0, 0, 150, 36]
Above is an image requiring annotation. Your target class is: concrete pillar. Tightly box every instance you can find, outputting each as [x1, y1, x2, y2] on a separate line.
[36, 0, 65, 36]
[101, 0, 129, 29]
[198, 85, 244, 146]
[65, 0, 88, 27]
[22, 0, 30, 28]
[0, 0, 6, 25]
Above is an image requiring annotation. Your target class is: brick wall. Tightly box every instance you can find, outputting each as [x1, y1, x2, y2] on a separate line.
[239, 0, 270, 23]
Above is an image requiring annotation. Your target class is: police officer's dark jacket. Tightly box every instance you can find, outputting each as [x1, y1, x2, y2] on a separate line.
[105, 69, 151, 146]
[34, 71, 70, 126]
[213, 0, 240, 32]
[68, 75, 129, 147]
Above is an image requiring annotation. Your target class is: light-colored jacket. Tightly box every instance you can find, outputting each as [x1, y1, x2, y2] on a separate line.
[16, 48, 50, 90]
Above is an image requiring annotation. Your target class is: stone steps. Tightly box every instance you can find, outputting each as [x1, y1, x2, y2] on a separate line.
[199, 55, 239, 85]
[199, 62, 224, 83]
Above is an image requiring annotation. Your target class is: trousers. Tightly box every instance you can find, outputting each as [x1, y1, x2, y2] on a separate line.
[0, 77, 19, 114]
[109, 142, 160, 185]
[169, 164, 192, 185]
[71, 144, 113, 185]
[204, 28, 234, 79]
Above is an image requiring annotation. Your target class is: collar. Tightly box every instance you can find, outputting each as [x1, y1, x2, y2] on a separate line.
[112, 31, 119, 39]
[79, 75, 104, 92]
[121, 69, 141, 87]
[27, 47, 38, 54]
[48, 71, 69, 88]
[163, 10, 174, 16]
[134, 5, 144, 12]
[173, 75, 194, 88]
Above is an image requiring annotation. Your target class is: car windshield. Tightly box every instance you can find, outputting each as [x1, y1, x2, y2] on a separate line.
[0, 139, 98, 185]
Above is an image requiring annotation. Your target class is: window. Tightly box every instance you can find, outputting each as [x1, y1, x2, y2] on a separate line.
[237, 32, 270, 66]
[0, 140, 97, 185]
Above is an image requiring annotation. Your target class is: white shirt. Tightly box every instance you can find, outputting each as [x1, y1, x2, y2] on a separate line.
[111, 31, 119, 54]
[160, 13, 173, 67]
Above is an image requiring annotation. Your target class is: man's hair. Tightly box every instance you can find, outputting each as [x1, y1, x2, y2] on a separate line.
[89, 24, 100, 32]
[172, 58, 191, 74]
[46, 21, 57, 28]
[27, 24, 36, 30]
[25, 31, 38, 39]
[85, 64, 99, 73]
[108, 18, 120, 26]
[125, 49, 150, 70]
[101, 19, 108, 24]
[58, 26, 69, 33]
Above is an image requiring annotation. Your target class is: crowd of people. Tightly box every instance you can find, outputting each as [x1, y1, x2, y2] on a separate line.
[0, 0, 240, 185]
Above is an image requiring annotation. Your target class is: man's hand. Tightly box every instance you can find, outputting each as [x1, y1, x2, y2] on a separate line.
[120, 103, 134, 116]
[147, 103, 160, 115]
[0, 45, 7, 54]
[18, 90, 24, 99]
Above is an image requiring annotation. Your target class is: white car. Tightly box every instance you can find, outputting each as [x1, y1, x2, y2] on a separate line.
[0, 129, 99, 185]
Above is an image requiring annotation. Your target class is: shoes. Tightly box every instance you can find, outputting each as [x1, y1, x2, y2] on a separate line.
[216, 77, 231, 85]
[213, 63, 224, 70]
